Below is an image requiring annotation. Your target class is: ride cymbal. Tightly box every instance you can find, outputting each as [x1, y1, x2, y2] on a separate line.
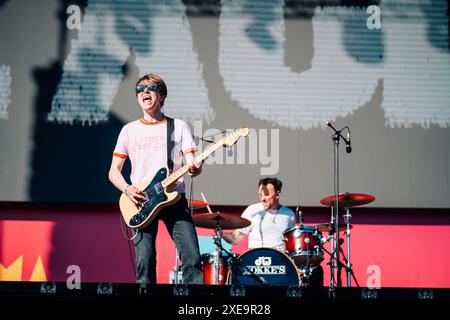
[320, 193, 375, 207]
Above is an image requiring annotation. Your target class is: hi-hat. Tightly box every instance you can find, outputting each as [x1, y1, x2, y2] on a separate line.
[315, 223, 353, 232]
[193, 213, 251, 230]
[187, 199, 208, 210]
[320, 193, 375, 207]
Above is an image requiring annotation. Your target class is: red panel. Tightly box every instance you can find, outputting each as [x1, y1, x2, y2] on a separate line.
[341, 224, 450, 288]
[1, 205, 450, 287]
[0, 220, 54, 281]
[0, 210, 135, 283]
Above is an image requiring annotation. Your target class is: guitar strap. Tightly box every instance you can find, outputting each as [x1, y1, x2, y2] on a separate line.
[166, 116, 175, 173]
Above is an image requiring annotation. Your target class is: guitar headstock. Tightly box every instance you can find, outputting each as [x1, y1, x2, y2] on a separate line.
[223, 127, 250, 146]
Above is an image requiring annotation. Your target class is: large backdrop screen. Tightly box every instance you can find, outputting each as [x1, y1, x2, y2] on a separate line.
[0, 0, 449, 207]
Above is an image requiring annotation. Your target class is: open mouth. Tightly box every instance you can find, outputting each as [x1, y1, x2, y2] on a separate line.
[143, 96, 152, 102]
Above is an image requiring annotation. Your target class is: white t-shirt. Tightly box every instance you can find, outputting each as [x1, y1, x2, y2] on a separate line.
[239, 202, 296, 251]
[113, 117, 197, 193]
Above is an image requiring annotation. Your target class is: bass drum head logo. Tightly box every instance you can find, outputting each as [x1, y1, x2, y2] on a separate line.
[255, 256, 272, 266]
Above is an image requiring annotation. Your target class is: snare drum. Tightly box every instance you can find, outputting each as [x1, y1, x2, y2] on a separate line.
[228, 248, 299, 286]
[201, 251, 230, 285]
[283, 225, 324, 266]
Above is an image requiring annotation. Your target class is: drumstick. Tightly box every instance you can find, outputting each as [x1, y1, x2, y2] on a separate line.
[200, 192, 214, 214]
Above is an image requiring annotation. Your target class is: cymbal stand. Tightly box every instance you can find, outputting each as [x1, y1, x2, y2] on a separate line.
[214, 235, 269, 286]
[200, 193, 222, 285]
[343, 204, 352, 287]
[338, 243, 360, 287]
[173, 248, 180, 284]
[213, 225, 222, 285]
[321, 242, 359, 287]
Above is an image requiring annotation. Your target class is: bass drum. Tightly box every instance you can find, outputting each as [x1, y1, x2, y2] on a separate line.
[228, 248, 299, 286]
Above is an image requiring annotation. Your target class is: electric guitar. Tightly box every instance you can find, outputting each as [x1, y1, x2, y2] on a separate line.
[119, 127, 250, 229]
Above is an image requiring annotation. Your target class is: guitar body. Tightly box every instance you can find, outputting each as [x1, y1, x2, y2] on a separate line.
[119, 167, 181, 229]
[118, 127, 250, 230]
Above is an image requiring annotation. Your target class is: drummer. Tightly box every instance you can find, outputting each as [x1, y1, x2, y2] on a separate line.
[221, 177, 295, 251]
[222, 177, 324, 287]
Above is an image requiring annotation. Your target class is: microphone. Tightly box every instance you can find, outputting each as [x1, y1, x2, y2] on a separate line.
[345, 130, 352, 153]
[296, 207, 304, 226]
[194, 135, 215, 144]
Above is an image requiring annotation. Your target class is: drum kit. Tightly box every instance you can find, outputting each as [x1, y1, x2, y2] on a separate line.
[185, 192, 375, 287]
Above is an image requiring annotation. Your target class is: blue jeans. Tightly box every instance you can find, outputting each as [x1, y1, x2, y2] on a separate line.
[133, 195, 203, 284]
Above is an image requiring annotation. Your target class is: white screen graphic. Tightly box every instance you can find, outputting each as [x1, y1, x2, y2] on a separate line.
[0, 65, 11, 120]
[48, 0, 213, 125]
[219, 0, 450, 129]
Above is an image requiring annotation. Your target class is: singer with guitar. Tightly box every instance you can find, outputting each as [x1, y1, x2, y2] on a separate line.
[108, 73, 203, 284]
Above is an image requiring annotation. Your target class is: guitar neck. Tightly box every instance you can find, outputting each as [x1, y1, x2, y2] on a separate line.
[161, 138, 226, 189]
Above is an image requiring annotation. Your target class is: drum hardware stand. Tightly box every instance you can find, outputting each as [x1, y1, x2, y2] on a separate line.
[173, 248, 181, 284]
[321, 238, 359, 287]
[212, 225, 223, 285]
[213, 235, 269, 286]
[338, 242, 360, 287]
[201, 193, 223, 285]
[326, 122, 351, 289]
[343, 204, 353, 287]
[193, 193, 267, 286]
[298, 263, 316, 287]
[294, 207, 314, 287]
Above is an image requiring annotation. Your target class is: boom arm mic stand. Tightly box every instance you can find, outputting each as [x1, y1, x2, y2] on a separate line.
[325, 122, 351, 291]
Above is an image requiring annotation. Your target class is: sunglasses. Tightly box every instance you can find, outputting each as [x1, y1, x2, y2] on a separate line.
[135, 84, 159, 93]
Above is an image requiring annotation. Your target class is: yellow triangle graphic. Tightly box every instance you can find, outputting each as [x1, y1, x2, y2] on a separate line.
[29, 256, 48, 282]
[0, 256, 23, 281]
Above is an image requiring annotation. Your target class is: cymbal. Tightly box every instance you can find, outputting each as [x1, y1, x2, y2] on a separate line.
[187, 199, 208, 210]
[320, 193, 375, 207]
[193, 213, 251, 230]
[315, 223, 353, 232]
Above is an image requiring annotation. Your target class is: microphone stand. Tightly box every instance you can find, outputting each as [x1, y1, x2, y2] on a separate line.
[326, 122, 351, 290]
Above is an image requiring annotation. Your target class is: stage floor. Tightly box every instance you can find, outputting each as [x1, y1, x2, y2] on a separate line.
[0, 281, 448, 316]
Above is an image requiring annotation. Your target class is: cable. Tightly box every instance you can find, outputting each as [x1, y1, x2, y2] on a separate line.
[119, 214, 137, 279]
[201, 130, 227, 139]
[189, 172, 194, 216]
